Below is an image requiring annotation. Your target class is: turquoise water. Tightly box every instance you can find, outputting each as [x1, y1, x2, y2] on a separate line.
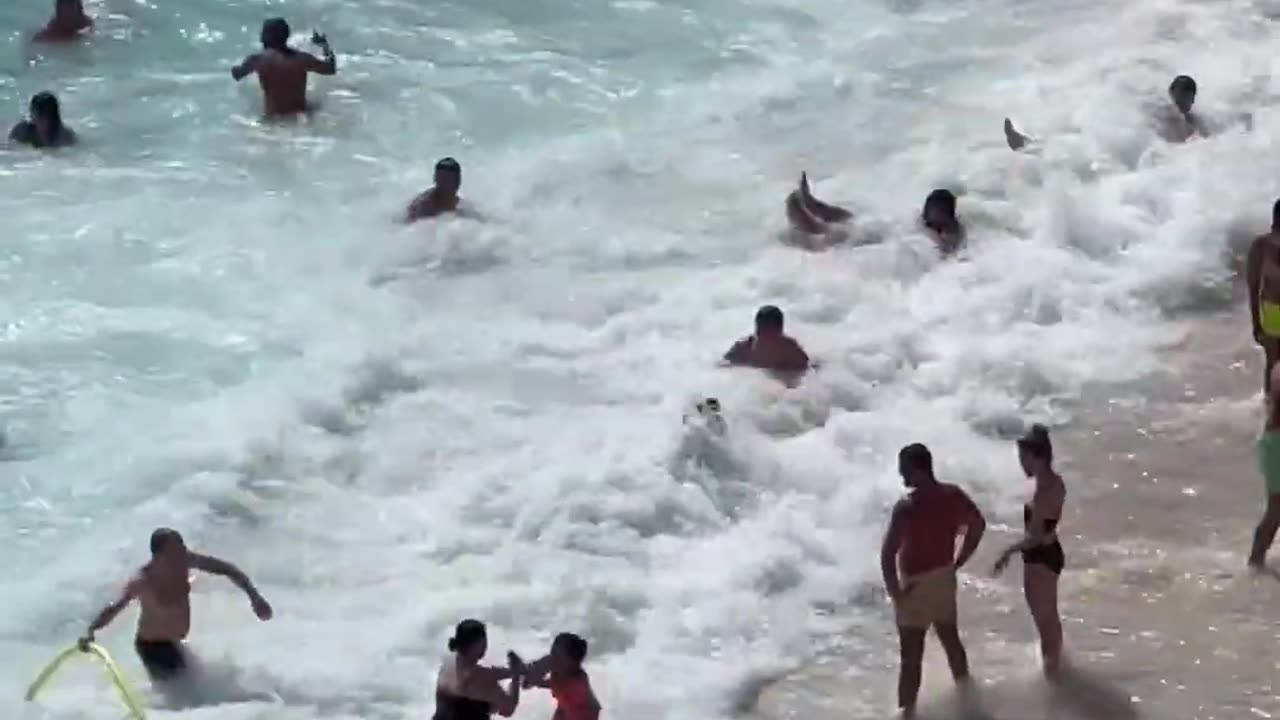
[4, 0, 1280, 717]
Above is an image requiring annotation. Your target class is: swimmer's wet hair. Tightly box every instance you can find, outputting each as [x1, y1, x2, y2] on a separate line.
[899, 443, 933, 472]
[755, 305, 784, 330]
[1170, 75, 1196, 93]
[149, 528, 184, 555]
[436, 157, 461, 172]
[448, 619, 487, 653]
[924, 188, 956, 216]
[553, 632, 589, 664]
[1017, 423, 1053, 463]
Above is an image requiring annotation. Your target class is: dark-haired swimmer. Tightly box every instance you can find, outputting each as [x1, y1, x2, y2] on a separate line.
[232, 18, 337, 117]
[1159, 75, 1208, 143]
[406, 157, 483, 223]
[723, 305, 812, 382]
[523, 632, 602, 720]
[434, 619, 524, 720]
[994, 424, 1067, 676]
[79, 528, 272, 685]
[9, 92, 76, 148]
[922, 189, 964, 255]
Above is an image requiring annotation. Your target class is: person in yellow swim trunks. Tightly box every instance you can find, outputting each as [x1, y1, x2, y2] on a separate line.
[1246, 199, 1280, 395]
[1250, 365, 1280, 568]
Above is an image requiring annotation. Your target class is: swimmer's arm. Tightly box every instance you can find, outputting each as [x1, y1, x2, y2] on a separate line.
[84, 577, 141, 639]
[1249, 238, 1266, 339]
[521, 655, 552, 687]
[952, 491, 986, 570]
[880, 502, 907, 601]
[231, 54, 259, 81]
[189, 553, 264, 600]
[721, 339, 750, 367]
[465, 669, 521, 716]
[304, 47, 337, 76]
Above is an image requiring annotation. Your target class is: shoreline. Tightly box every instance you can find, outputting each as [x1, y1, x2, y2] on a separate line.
[752, 306, 1280, 719]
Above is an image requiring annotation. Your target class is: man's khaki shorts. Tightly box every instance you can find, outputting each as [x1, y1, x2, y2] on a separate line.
[894, 566, 958, 629]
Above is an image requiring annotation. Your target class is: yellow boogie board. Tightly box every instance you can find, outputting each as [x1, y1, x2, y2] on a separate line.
[25, 642, 146, 719]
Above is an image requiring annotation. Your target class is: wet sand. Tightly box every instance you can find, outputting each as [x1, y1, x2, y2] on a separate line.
[753, 308, 1280, 720]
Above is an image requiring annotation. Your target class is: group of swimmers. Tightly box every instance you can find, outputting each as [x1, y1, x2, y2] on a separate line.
[78, 528, 601, 720]
[11, 2, 1279, 718]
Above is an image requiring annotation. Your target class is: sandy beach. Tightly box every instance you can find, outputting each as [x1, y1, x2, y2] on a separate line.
[753, 307, 1280, 720]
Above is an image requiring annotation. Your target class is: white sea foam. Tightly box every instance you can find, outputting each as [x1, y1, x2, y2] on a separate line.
[3, 0, 1278, 717]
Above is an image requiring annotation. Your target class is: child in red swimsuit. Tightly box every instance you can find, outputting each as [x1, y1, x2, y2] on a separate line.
[523, 633, 601, 720]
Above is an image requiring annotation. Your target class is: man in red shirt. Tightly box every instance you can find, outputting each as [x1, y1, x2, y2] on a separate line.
[880, 443, 986, 717]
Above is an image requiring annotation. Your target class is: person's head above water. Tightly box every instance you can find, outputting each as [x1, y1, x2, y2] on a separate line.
[53, 0, 85, 19]
[434, 157, 462, 196]
[260, 17, 291, 50]
[30, 92, 64, 137]
[550, 632, 588, 674]
[922, 188, 959, 233]
[753, 305, 785, 338]
[898, 443, 935, 488]
[447, 618, 488, 661]
[149, 527, 187, 568]
[1016, 423, 1053, 476]
[1169, 75, 1197, 114]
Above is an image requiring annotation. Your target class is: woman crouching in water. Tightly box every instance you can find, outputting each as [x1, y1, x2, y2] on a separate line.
[434, 619, 524, 720]
[994, 424, 1066, 676]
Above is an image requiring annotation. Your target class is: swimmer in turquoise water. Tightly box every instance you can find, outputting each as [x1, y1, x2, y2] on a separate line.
[33, 0, 91, 42]
[1159, 75, 1208, 143]
[1249, 365, 1280, 568]
[785, 171, 852, 241]
[79, 529, 272, 686]
[232, 19, 337, 117]
[922, 188, 963, 254]
[406, 158, 481, 223]
[722, 305, 811, 380]
[9, 92, 77, 148]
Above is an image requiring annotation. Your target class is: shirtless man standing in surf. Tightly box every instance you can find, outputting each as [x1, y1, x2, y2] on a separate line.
[1246, 199, 1280, 396]
[232, 18, 337, 117]
[80, 528, 273, 684]
[881, 443, 986, 718]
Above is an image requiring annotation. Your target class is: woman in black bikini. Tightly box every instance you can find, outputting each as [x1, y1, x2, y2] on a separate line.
[433, 619, 524, 720]
[994, 424, 1066, 675]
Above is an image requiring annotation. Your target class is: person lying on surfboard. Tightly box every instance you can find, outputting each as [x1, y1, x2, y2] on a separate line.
[786, 171, 852, 242]
[79, 528, 273, 684]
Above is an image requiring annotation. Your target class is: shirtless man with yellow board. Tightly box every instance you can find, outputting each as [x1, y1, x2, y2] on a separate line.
[80, 528, 273, 684]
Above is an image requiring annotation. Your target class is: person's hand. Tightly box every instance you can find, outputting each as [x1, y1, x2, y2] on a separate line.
[77, 633, 94, 652]
[993, 552, 1012, 576]
[311, 31, 329, 47]
[507, 650, 525, 676]
[251, 594, 273, 621]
